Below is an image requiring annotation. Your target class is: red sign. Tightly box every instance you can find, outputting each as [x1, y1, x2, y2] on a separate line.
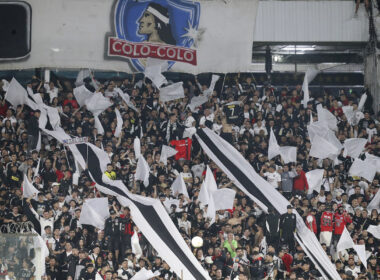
[108, 37, 197, 66]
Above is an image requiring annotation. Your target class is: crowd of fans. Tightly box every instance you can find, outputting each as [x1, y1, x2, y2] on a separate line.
[0, 72, 379, 280]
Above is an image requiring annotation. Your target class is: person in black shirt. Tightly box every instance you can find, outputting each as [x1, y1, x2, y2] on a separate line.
[104, 209, 121, 261]
[26, 109, 40, 152]
[280, 205, 297, 252]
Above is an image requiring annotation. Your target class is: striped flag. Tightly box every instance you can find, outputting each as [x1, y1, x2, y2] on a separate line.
[195, 128, 341, 280]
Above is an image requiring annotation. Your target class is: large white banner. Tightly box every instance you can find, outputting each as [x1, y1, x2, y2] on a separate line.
[0, 0, 258, 74]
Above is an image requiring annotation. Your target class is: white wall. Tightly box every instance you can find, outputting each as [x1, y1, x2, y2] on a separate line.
[254, 1, 369, 42]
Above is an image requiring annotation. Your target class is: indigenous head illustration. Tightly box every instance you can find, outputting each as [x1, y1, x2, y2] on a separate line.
[138, 2, 176, 45]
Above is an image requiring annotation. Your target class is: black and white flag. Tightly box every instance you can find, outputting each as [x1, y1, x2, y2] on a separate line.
[195, 128, 341, 280]
[71, 142, 210, 280]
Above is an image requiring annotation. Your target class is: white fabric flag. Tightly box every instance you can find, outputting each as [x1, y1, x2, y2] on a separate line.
[279, 146, 297, 164]
[342, 106, 355, 125]
[159, 82, 185, 102]
[302, 67, 319, 106]
[86, 93, 113, 116]
[144, 58, 168, 88]
[114, 108, 123, 137]
[358, 93, 367, 111]
[36, 132, 41, 152]
[130, 268, 160, 280]
[27, 87, 43, 104]
[308, 122, 342, 160]
[1, 79, 9, 91]
[367, 188, 380, 211]
[213, 188, 236, 211]
[349, 158, 377, 182]
[159, 145, 178, 166]
[75, 69, 91, 87]
[337, 227, 354, 253]
[131, 230, 143, 259]
[199, 166, 235, 224]
[171, 173, 189, 198]
[135, 156, 150, 187]
[94, 115, 104, 135]
[5, 78, 38, 110]
[268, 129, 297, 163]
[34, 158, 40, 179]
[343, 138, 367, 158]
[317, 104, 337, 131]
[353, 244, 367, 269]
[367, 225, 380, 239]
[306, 169, 325, 194]
[32, 229, 50, 277]
[187, 95, 209, 112]
[79, 198, 110, 229]
[115, 88, 138, 112]
[364, 153, 380, 173]
[134, 137, 141, 159]
[23, 174, 39, 198]
[73, 85, 93, 107]
[268, 128, 280, 160]
[203, 75, 220, 97]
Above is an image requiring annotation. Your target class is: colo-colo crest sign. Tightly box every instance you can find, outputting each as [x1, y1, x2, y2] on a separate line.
[107, 0, 200, 71]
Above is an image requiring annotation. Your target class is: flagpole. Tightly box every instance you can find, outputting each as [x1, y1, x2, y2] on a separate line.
[63, 145, 71, 170]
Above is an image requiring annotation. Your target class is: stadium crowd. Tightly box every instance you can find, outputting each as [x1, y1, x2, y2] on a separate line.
[0, 72, 379, 280]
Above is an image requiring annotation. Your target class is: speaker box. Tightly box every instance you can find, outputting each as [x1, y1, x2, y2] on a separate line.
[0, 1, 31, 60]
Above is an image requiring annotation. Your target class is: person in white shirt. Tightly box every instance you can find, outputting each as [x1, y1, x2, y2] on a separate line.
[44, 81, 62, 103]
[260, 165, 281, 189]
[177, 212, 191, 235]
[199, 108, 215, 128]
[253, 119, 268, 136]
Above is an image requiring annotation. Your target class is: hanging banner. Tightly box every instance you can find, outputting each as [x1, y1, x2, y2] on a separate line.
[0, 0, 258, 74]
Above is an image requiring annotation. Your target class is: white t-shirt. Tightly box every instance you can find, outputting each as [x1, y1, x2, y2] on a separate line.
[264, 172, 281, 188]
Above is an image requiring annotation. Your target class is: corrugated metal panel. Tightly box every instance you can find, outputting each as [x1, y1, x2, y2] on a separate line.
[254, 1, 369, 42]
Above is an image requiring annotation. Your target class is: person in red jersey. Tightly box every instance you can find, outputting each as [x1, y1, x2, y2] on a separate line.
[332, 205, 352, 247]
[320, 206, 334, 247]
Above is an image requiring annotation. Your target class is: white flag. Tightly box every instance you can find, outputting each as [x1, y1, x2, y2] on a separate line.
[73, 85, 93, 107]
[367, 188, 380, 211]
[337, 227, 354, 253]
[302, 67, 319, 107]
[187, 95, 209, 112]
[1, 79, 10, 91]
[5, 78, 38, 110]
[86, 92, 112, 116]
[342, 106, 355, 125]
[171, 173, 189, 198]
[94, 115, 104, 135]
[199, 166, 235, 224]
[23, 174, 39, 198]
[144, 58, 168, 88]
[268, 128, 280, 160]
[135, 156, 150, 187]
[134, 137, 141, 159]
[36, 132, 41, 152]
[114, 108, 123, 137]
[306, 169, 324, 194]
[131, 229, 143, 260]
[75, 69, 91, 87]
[364, 153, 380, 173]
[79, 198, 110, 229]
[317, 104, 337, 131]
[353, 244, 367, 269]
[279, 146, 297, 164]
[349, 158, 377, 182]
[343, 138, 367, 158]
[367, 225, 380, 239]
[203, 75, 220, 97]
[115, 88, 138, 112]
[159, 145, 178, 166]
[358, 93, 367, 111]
[34, 158, 40, 179]
[268, 129, 297, 163]
[159, 82, 185, 102]
[130, 267, 160, 280]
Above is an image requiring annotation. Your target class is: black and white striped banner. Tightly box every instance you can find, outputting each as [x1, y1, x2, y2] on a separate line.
[73, 143, 210, 280]
[195, 128, 341, 280]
